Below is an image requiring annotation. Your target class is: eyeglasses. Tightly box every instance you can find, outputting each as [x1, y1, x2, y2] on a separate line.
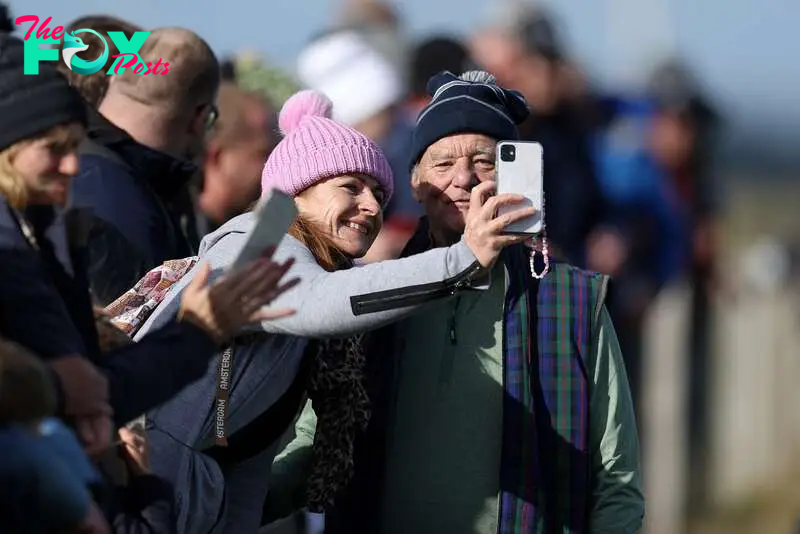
[205, 103, 219, 131]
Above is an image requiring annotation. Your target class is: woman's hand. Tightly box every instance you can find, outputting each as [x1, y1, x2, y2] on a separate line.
[178, 248, 300, 344]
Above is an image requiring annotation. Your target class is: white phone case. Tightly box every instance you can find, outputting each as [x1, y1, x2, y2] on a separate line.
[496, 141, 544, 235]
[230, 187, 298, 271]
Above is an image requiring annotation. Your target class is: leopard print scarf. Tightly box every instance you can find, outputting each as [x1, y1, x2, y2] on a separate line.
[304, 333, 370, 513]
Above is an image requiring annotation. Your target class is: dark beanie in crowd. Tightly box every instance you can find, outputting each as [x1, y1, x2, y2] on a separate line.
[409, 70, 530, 169]
[519, 11, 564, 61]
[410, 36, 468, 98]
[0, 34, 87, 152]
[0, 2, 13, 33]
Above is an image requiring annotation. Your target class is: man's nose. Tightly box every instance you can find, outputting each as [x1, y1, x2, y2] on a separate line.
[451, 163, 477, 189]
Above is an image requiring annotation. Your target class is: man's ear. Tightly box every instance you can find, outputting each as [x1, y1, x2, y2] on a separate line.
[410, 166, 422, 202]
[204, 139, 223, 167]
[189, 107, 207, 137]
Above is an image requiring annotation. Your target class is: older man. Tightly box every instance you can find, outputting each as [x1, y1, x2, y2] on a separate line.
[271, 70, 643, 534]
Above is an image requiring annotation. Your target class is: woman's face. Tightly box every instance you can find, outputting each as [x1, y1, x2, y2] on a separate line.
[295, 174, 385, 259]
[12, 123, 84, 206]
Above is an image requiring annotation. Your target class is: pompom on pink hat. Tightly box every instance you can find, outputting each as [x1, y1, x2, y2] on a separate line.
[261, 89, 394, 205]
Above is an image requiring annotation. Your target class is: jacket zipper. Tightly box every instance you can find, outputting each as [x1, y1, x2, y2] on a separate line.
[350, 261, 484, 316]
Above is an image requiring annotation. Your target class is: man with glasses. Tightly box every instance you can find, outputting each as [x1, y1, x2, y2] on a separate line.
[195, 82, 278, 235]
[70, 27, 221, 305]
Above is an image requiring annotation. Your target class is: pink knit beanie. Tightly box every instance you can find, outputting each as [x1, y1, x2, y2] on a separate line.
[261, 90, 394, 205]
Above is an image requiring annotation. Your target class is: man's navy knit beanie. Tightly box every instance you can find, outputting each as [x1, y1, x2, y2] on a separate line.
[408, 70, 530, 169]
[0, 34, 87, 152]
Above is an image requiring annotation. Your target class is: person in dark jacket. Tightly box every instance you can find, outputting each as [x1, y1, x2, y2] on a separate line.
[0, 32, 298, 461]
[70, 27, 221, 305]
[469, 11, 614, 269]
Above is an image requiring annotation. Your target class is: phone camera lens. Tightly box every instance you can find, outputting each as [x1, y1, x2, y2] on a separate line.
[500, 144, 516, 162]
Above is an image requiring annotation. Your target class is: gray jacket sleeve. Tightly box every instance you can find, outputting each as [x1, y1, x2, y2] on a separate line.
[256, 235, 479, 337]
[135, 233, 480, 341]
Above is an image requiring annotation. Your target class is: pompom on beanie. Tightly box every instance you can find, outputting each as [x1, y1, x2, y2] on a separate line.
[261, 89, 394, 205]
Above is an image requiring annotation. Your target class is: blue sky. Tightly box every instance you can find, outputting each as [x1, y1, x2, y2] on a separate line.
[10, 0, 800, 171]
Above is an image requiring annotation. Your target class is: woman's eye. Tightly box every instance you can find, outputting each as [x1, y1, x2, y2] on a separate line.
[342, 183, 359, 194]
[46, 143, 68, 155]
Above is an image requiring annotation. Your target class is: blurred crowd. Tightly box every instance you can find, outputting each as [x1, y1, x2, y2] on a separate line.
[0, 0, 726, 532]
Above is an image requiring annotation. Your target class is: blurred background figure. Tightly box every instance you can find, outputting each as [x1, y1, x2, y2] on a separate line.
[470, 7, 613, 270]
[195, 81, 279, 235]
[405, 35, 469, 117]
[220, 56, 238, 82]
[645, 58, 722, 507]
[338, 0, 409, 87]
[592, 86, 692, 425]
[228, 51, 302, 107]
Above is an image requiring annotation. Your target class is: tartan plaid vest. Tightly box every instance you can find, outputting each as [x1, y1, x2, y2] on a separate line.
[499, 245, 609, 534]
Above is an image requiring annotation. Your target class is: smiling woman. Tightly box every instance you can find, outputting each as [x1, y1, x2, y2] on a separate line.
[268, 90, 393, 271]
[292, 174, 385, 269]
[0, 123, 84, 208]
[132, 87, 533, 534]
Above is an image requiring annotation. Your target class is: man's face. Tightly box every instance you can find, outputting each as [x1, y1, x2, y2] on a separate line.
[412, 133, 497, 238]
[469, 31, 560, 114]
[203, 100, 276, 221]
[517, 53, 560, 113]
[649, 111, 695, 171]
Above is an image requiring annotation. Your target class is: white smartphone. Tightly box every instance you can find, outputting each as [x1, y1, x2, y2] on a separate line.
[495, 140, 544, 235]
[230, 188, 298, 271]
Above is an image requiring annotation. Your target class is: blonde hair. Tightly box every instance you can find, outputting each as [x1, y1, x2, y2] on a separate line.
[0, 124, 85, 210]
[0, 145, 27, 209]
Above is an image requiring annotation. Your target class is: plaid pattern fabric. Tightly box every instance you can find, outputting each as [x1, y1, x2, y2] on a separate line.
[499, 245, 607, 534]
[105, 257, 198, 336]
